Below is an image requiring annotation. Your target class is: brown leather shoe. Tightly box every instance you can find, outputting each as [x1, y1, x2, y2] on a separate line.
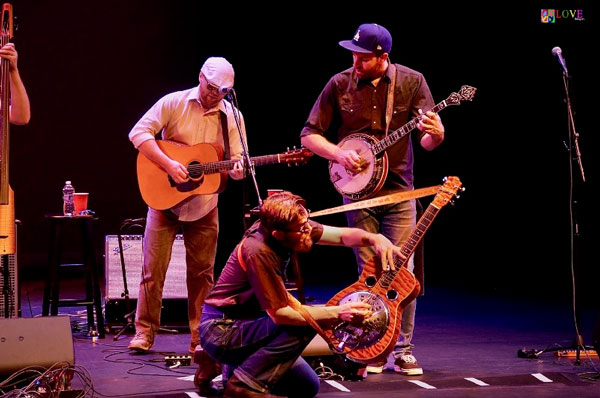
[193, 349, 222, 395]
[224, 375, 285, 398]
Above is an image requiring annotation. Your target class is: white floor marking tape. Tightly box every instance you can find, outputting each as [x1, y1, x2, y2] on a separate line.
[325, 380, 352, 392]
[532, 373, 554, 383]
[408, 380, 437, 389]
[465, 377, 490, 386]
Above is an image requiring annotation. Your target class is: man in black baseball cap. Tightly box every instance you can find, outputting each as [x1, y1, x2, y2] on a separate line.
[337, 23, 394, 82]
[338, 23, 392, 55]
[301, 22, 446, 377]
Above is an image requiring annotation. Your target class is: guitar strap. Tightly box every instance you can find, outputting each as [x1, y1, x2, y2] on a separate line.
[309, 184, 440, 218]
[384, 62, 397, 135]
[219, 111, 230, 160]
[236, 239, 340, 353]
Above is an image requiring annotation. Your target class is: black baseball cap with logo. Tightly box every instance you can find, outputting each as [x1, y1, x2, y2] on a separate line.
[339, 23, 392, 54]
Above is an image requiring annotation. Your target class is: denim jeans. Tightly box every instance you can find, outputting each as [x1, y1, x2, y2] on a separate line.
[199, 310, 319, 398]
[344, 198, 417, 361]
[134, 206, 218, 345]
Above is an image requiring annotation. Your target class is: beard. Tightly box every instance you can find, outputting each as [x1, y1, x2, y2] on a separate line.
[294, 233, 314, 253]
[355, 67, 378, 81]
[354, 58, 386, 82]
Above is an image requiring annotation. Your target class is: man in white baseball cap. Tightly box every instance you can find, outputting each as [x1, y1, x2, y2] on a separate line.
[128, 55, 246, 355]
[199, 56, 235, 109]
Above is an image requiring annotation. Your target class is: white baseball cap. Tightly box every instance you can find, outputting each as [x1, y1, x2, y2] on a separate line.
[200, 57, 234, 89]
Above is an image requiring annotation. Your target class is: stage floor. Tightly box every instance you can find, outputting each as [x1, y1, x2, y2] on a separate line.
[8, 279, 600, 398]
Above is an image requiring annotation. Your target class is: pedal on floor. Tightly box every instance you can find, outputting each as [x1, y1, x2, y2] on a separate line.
[554, 349, 598, 358]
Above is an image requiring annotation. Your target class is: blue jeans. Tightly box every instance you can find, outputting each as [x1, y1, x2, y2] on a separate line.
[344, 198, 417, 361]
[199, 310, 319, 398]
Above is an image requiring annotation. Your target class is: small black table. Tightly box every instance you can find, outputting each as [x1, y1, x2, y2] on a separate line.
[42, 215, 105, 338]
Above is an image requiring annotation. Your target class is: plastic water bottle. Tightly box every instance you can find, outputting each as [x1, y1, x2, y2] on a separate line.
[62, 181, 75, 216]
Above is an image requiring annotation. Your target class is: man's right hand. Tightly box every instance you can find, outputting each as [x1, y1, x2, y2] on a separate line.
[337, 301, 372, 324]
[335, 149, 368, 174]
[165, 159, 189, 184]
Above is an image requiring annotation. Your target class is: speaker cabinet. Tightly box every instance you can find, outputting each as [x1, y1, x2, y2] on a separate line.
[0, 316, 74, 374]
[104, 235, 188, 326]
[104, 234, 187, 299]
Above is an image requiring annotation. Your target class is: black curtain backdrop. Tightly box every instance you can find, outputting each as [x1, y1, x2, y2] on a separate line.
[7, 1, 598, 305]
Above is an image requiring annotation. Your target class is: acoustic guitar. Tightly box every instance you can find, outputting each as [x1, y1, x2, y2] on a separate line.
[137, 140, 313, 210]
[329, 86, 476, 201]
[324, 176, 463, 364]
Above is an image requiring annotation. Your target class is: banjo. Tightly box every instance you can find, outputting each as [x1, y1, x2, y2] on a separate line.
[329, 85, 476, 200]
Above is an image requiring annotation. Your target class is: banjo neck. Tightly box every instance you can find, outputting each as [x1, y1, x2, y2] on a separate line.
[371, 85, 477, 156]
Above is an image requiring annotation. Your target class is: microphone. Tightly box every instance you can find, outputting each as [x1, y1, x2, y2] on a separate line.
[551, 47, 568, 74]
[224, 87, 235, 101]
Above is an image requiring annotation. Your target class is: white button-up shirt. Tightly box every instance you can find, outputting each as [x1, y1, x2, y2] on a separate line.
[129, 86, 246, 221]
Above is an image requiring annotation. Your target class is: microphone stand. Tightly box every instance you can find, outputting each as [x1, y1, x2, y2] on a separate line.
[562, 69, 587, 364]
[562, 71, 585, 182]
[517, 57, 592, 364]
[225, 89, 263, 229]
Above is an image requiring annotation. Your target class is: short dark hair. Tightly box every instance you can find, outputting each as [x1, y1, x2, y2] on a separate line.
[259, 191, 307, 232]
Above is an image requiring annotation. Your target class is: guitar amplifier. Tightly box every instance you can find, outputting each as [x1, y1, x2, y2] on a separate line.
[104, 234, 189, 326]
[104, 234, 188, 299]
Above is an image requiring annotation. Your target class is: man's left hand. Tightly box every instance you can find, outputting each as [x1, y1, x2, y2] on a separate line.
[417, 110, 444, 140]
[229, 158, 245, 180]
[370, 234, 402, 271]
[0, 43, 18, 71]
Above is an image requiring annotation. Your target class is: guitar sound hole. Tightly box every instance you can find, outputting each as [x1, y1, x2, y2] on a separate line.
[386, 290, 398, 301]
[365, 275, 377, 288]
[187, 161, 204, 179]
[166, 161, 204, 192]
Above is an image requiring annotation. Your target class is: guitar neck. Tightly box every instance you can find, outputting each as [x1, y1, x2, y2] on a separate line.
[372, 100, 450, 156]
[378, 203, 441, 289]
[192, 154, 287, 175]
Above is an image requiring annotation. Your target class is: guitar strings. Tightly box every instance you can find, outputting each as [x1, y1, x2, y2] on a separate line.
[183, 153, 292, 175]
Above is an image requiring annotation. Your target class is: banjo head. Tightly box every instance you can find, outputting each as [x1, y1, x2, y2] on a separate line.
[329, 134, 387, 200]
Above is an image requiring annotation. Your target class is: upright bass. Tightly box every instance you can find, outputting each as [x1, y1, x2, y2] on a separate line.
[0, 3, 15, 255]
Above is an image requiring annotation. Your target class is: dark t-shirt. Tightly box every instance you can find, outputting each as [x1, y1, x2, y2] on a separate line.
[204, 221, 324, 318]
[300, 64, 434, 194]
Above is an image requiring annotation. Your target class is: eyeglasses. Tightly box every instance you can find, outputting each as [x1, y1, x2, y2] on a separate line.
[202, 75, 230, 95]
[206, 80, 221, 92]
[282, 221, 311, 235]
